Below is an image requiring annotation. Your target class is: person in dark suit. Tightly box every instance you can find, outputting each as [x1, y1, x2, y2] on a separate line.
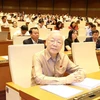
[84, 30, 100, 49]
[23, 27, 44, 44]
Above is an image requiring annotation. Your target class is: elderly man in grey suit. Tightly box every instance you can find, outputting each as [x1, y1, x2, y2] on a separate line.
[23, 27, 44, 44]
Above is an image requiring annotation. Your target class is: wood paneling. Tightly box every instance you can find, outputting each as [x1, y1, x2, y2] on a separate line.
[0, 62, 12, 91]
[54, 0, 70, 14]
[3, 0, 19, 12]
[70, 11, 86, 17]
[88, 0, 100, 17]
[0, 41, 13, 56]
[71, 0, 87, 8]
[88, 0, 100, 8]
[20, 0, 36, 13]
[0, 0, 2, 10]
[1, 0, 100, 17]
[0, 90, 5, 100]
[70, 0, 87, 16]
[37, 0, 53, 14]
[0, 62, 11, 100]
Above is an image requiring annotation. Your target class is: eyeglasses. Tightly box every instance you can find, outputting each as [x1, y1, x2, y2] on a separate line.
[49, 39, 62, 45]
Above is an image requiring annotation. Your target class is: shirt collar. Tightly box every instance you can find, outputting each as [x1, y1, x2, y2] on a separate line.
[45, 49, 61, 61]
[31, 38, 38, 44]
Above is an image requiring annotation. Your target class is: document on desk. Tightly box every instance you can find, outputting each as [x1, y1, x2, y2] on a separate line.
[72, 78, 100, 90]
[1, 56, 8, 60]
[40, 85, 82, 98]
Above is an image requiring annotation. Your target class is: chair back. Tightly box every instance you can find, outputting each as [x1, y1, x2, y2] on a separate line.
[72, 42, 99, 73]
[8, 44, 44, 87]
[13, 35, 30, 45]
[10, 27, 20, 39]
[39, 29, 50, 40]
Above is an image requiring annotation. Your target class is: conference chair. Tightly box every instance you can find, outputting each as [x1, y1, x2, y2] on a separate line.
[47, 25, 55, 30]
[1, 26, 10, 32]
[60, 28, 69, 38]
[10, 27, 20, 39]
[1, 26, 11, 39]
[6, 44, 44, 100]
[13, 35, 30, 45]
[78, 28, 86, 36]
[72, 42, 100, 73]
[77, 36, 87, 42]
[17, 21, 26, 27]
[39, 28, 51, 40]
[28, 23, 36, 29]
[63, 22, 70, 28]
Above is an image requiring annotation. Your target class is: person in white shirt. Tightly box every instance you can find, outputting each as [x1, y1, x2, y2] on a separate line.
[0, 16, 9, 26]
[14, 25, 29, 36]
[35, 19, 47, 29]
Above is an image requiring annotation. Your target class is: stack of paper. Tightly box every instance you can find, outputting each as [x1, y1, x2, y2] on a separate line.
[72, 78, 100, 90]
[1, 56, 8, 60]
[41, 85, 82, 98]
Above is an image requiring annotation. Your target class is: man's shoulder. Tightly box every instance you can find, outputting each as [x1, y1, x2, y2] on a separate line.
[23, 38, 32, 44]
[97, 38, 100, 42]
[85, 37, 92, 41]
[59, 52, 69, 60]
[34, 50, 45, 59]
[38, 39, 45, 43]
[14, 29, 21, 35]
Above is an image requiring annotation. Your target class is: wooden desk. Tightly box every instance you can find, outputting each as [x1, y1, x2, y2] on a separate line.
[96, 50, 100, 66]
[6, 71, 100, 100]
[0, 40, 13, 56]
[1, 26, 11, 40]
[0, 57, 12, 100]
[64, 50, 100, 66]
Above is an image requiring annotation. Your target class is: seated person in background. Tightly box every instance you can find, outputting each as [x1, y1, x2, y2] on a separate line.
[23, 27, 44, 44]
[64, 30, 79, 51]
[84, 30, 100, 49]
[46, 17, 52, 26]
[51, 18, 57, 25]
[86, 24, 96, 36]
[31, 31, 86, 85]
[86, 22, 93, 36]
[12, 21, 18, 28]
[35, 19, 46, 29]
[18, 15, 24, 21]
[14, 25, 29, 36]
[0, 16, 9, 27]
[54, 21, 64, 30]
[68, 21, 78, 30]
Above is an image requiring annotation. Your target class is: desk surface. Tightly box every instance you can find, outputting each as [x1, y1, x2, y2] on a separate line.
[64, 50, 100, 55]
[0, 56, 8, 65]
[0, 58, 11, 91]
[6, 71, 100, 100]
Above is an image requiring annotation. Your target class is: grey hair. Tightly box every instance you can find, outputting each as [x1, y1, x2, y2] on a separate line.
[46, 30, 64, 41]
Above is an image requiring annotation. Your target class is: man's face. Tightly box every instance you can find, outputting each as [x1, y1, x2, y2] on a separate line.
[21, 30, 27, 35]
[72, 31, 78, 40]
[39, 22, 44, 27]
[2, 17, 7, 23]
[92, 32, 99, 40]
[46, 33, 63, 55]
[91, 27, 96, 31]
[31, 29, 39, 41]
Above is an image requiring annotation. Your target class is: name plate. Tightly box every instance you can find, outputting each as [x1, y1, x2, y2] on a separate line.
[68, 87, 100, 100]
